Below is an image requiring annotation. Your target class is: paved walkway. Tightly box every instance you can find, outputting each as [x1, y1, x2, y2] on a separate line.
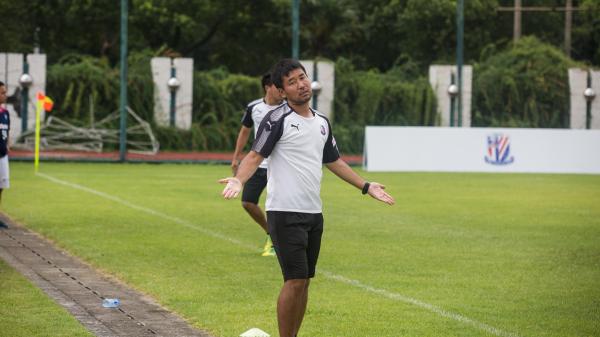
[0, 214, 214, 337]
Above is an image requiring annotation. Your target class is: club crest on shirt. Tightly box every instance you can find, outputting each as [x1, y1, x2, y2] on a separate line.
[320, 125, 326, 135]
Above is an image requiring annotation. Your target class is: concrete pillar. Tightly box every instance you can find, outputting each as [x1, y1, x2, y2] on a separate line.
[593, 71, 600, 129]
[150, 57, 193, 130]
[27, 54, 47, 131]
[428, 65, 472, 127]
[300, 59, 335, 119]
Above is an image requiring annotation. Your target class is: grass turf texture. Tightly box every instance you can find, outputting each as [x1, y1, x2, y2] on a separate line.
[0, 259, 93, 337]
[2, 162, 599, 337]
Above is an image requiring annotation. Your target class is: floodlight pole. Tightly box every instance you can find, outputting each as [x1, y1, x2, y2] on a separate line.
[565, 0, 572, 57]
[513, 0, 522, 42]
[119, 0, 128, 162]
[292, 0, 300, 59]
[456, 0, 464, 127]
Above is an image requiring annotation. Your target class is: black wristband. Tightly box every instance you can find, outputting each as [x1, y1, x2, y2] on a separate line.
[361, 182, 370, 195]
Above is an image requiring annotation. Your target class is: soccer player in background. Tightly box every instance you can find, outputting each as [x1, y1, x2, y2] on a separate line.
[231, 73, 284, 256]
[220, 59, 394, 337]
[0, 81, 11, 228]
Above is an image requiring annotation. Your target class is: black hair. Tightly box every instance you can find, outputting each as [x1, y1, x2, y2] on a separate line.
[0, 81, 4, 87]
[261, 73, 272, 88]
[270, 58, 306, 89]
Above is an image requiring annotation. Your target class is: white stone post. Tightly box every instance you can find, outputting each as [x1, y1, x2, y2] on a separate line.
[428, 65, 472, 127]
[151, 57, 193, 130]
[300, 60, 335, 119]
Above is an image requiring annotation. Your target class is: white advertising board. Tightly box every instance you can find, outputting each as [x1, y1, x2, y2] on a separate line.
[363, 126, 600, 174]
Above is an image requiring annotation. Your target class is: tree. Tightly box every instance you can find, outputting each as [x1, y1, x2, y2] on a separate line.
[473, 37, 579, 128]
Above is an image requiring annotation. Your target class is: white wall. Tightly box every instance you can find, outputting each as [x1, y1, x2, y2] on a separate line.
[363, 126, 600, 174]
[569, 69, 600, 129]
[300, 60, 334, 119]
[150, 57, 193, 130]
[428, 65, 472, 127]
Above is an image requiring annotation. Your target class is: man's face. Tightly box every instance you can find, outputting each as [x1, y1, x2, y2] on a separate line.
[279, 68, 312, 105]
[265, 83, 283, 103]
[0, 86, 6, 105]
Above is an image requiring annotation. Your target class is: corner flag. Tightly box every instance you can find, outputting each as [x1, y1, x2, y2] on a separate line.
[34, 92, 54, 172]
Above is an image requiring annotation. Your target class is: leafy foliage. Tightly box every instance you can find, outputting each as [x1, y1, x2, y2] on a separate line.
[1, 0, 598, 74]
[4, 0, 600, 154]
[473, 37, 579, 128]
[333, 58, 437, 153]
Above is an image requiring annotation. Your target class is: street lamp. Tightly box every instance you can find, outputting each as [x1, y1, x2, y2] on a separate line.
[311, 81, 322, 110]
[584, 71, 596, 129]
[167, 70, 180, 128]
[447, 74, 459, 127]
[584, 85, 596, 130]
[584, 87, 596, 100]
[19, 71, 33, 133]
[292, 0, 300, 59]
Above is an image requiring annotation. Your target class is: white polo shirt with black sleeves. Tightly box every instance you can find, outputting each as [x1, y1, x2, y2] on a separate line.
[251, 103, 340, 213]
[241, 98, 284, 169]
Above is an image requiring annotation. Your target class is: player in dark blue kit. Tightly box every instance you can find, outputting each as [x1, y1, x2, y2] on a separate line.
[0, 81, 10, 228]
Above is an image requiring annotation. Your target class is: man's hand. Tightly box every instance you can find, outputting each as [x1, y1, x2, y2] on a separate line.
[219, 177, 242, 199]
[367, 182, 395, 205]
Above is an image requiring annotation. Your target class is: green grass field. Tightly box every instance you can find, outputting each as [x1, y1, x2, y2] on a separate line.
[0, 258, 93, 337]
[2, 162, 599, 337]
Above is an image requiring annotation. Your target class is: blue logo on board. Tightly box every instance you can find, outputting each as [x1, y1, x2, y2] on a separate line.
[484, 134, 514, 165]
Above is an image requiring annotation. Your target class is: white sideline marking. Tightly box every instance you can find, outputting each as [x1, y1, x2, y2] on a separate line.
[320, 271, 520, 337]
[37, 172, 521, 337]
[36, 172, 256, 251]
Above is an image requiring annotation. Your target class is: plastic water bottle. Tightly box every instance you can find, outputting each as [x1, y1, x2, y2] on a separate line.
[102, 298, 120, 308]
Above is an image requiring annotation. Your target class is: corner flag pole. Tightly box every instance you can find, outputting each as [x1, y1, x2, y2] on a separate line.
[34, 97, 43, 172]
[33, 92, 53, 173]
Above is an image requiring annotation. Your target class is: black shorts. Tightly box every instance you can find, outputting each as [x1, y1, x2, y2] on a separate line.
[241, 168, 267, 204]
[267, 211, 324, 281]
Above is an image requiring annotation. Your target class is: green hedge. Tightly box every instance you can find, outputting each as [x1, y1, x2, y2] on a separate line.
[333, 58, 437, 153]
[334, 58, 437, 127]
[46, 39, 583, 155]
[46, 54, 433, 154]
[472, 37, 579, 128]
[46, 51, 155, 128]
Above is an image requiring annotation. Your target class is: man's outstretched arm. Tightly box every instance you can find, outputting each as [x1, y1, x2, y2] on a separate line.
[325, 158, 395, 205]
[219, 150, 264, 199]
[231, 126, 252, 174]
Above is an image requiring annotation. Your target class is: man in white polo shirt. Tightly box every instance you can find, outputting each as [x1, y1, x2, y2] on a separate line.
[220, 59, 394, 337]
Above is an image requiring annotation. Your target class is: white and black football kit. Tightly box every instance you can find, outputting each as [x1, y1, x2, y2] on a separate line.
[251, 103, 340, 280]
[0, 107, 10, 189]
[240, 98, 283, 204]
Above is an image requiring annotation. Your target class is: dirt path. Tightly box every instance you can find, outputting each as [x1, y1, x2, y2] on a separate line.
[0, 214, 214, 337]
